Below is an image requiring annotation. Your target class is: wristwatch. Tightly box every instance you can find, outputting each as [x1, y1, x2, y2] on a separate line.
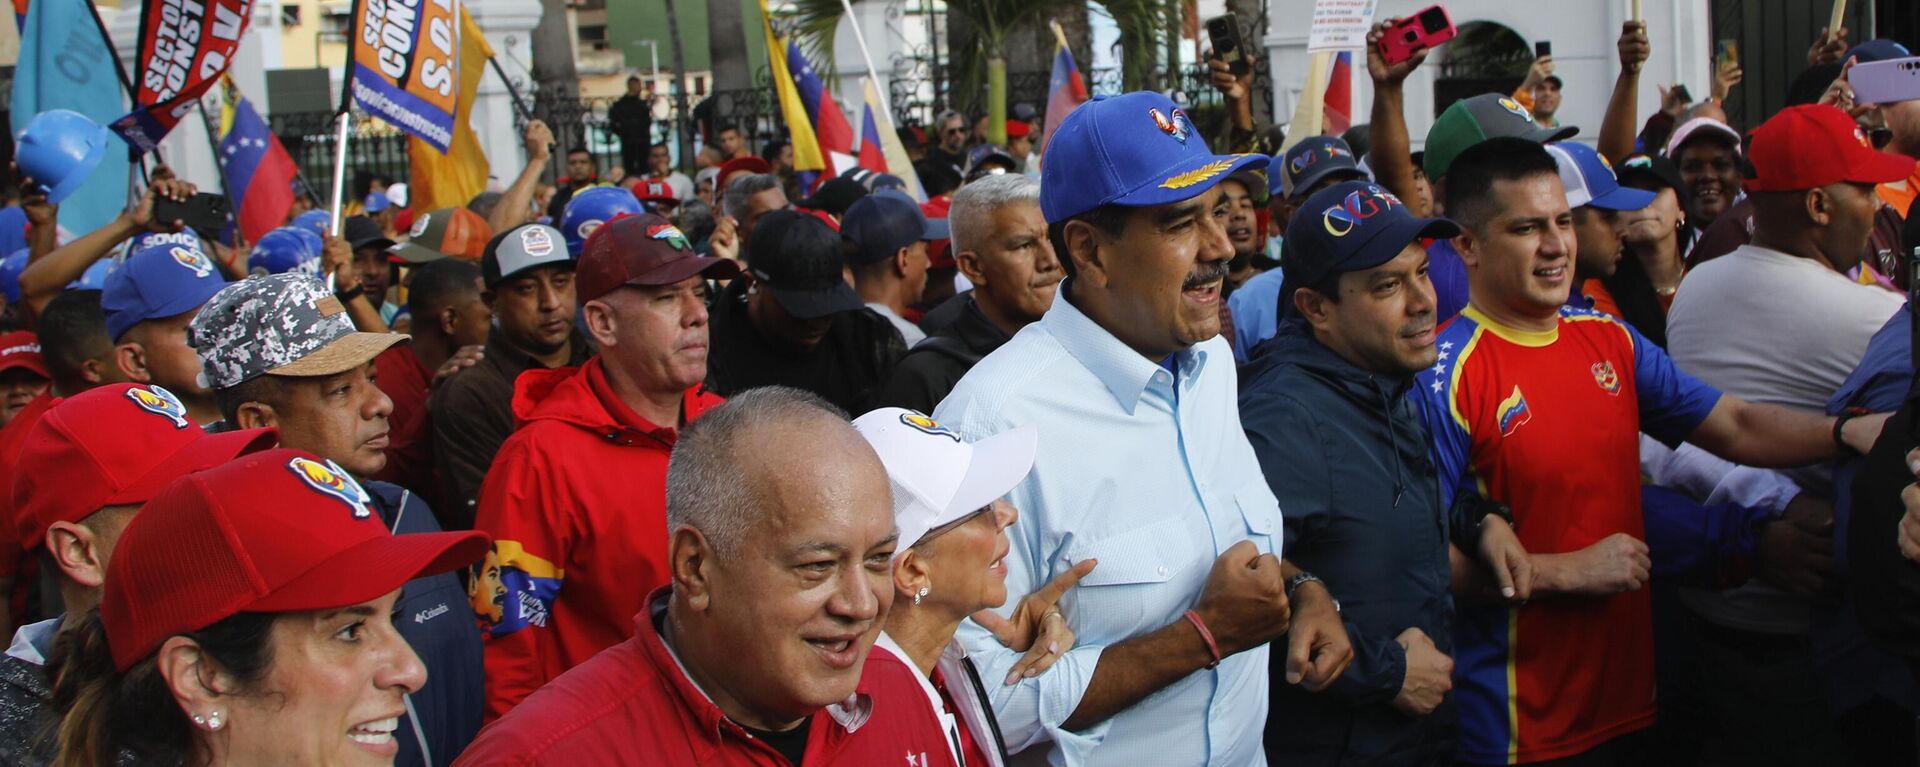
[1285, 571, 1340, 613]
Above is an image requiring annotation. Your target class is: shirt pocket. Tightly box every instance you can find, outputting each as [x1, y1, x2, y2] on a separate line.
[1237, 490, 1282, 558]
[1065, 518, 1203, 636]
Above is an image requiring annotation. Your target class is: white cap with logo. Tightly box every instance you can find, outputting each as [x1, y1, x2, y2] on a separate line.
[851, 408, 1037, 555]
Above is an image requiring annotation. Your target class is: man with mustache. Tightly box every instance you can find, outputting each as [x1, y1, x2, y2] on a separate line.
[429, 223, 591, 528]
[871, 174, 1060, 413]
[191, 272, 485, 767]
[468, 213, 737, 720]
[1242, 179, 1530, 765]
[1414, 136, 1890, 766]
[934, 91, 1353, 767]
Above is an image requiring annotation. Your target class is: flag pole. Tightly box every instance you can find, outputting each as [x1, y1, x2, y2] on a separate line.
[80, 0, 155, 180]
[835, 0, 893, 126]
[329, 0, 364, 239]
[487, 56, 537, 122]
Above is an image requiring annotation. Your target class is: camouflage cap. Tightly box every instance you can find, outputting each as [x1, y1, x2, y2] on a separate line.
[186, 273, 407, 391]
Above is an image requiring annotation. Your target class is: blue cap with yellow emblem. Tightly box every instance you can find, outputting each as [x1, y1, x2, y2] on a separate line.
[1039, 91, 1268, 222]
[103, 241, 229, 342]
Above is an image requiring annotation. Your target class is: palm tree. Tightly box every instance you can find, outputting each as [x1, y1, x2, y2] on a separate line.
[1095, 0, 1168, 91]
[788, 0, 1081, 146]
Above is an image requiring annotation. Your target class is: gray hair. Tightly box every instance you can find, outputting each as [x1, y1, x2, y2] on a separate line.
[677, 199, 716, 243]
[949, 173, 1040, 255]
[937, 109, 964, 128]
[722, 173, 782, 220]
[666, 386, 851, 555]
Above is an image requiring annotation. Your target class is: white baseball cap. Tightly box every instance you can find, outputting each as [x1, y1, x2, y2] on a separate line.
[851, 408, 1037, 555]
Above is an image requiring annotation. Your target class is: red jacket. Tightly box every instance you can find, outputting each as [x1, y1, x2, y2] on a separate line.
[371, 346, 440, 512]
[452, 588, 956, 767]
[468, 359, 723, 721]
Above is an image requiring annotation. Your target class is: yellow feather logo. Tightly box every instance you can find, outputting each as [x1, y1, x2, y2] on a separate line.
[1160, 159, 1236, 190]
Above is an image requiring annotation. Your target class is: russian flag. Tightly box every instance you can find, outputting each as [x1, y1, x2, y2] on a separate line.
[1325, 51, 1353, 135]
[784, 38, 857, 190]
[1041, 33, 1089, 165]
[219, 88, 298, 244]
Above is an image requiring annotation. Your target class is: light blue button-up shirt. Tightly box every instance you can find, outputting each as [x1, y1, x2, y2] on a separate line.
[934, 288, 1284, 767]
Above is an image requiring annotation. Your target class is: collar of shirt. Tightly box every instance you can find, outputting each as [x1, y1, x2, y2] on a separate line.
[641, 587, 875, 753]
[486, 325, 590, 376]
[5, 617, 59, 666]
[1042, 285, 1209, 415]
[583, 357, 682, 444]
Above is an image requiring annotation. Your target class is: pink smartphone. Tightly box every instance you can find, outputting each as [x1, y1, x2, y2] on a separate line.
[1849, 57, 1920, 106]
[1380, 5, 1457, 65]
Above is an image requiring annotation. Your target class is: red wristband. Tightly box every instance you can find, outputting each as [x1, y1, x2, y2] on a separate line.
[1183, 609, 1222, 670]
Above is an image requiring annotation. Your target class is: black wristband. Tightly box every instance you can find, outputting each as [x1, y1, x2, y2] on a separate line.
[1834, 407, 1869, 455]
[335, 283, 366, 302]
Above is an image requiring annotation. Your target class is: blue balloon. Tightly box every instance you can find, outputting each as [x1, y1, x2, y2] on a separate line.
[247, 227, 321, 276]
[0, 249, 27, 305]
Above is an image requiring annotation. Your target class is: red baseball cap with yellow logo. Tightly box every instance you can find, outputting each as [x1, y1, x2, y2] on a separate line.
[1746, 104, 1914, 193]
[13, 383, 276, 551]
[101, 448, 489, 671]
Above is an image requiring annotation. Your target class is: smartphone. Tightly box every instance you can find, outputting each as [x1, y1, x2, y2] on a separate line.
[152, 192, 230, 237]
[1851, 57, 1920, 106]
[1380, 4, 1457, 66]
[1535, 40, 1552, 58]
[1671, 84, 1694, 103]
[1716, 39, 1739, 68]
[1206, 14, 1250, 77]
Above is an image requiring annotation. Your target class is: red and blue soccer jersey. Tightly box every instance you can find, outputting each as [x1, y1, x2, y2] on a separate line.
[1414, 305, 1721, 765]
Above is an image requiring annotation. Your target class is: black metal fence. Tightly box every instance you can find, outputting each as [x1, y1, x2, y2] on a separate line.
[263, 54, 1274, 191]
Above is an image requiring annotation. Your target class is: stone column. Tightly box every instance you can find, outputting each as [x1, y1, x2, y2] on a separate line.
[469, 0, 545, 188]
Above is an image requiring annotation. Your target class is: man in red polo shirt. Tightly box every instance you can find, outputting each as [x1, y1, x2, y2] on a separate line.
[454, 387, 952, 765]
[469, 213, 739, 719]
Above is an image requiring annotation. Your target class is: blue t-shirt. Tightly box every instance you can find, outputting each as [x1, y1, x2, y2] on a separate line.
[1427, 238, 1471, 323]
[1228, 268, 1285, 363]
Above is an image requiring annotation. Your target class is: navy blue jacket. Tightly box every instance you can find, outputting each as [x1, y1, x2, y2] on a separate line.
[1239, 319, 1454, 766]
[367, 481, 485, 767]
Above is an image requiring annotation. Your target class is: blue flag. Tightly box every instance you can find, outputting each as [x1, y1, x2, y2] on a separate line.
[13, 0, 131, 236]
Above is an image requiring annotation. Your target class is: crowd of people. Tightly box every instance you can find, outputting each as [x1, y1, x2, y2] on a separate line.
[0, 12, 1914, 767]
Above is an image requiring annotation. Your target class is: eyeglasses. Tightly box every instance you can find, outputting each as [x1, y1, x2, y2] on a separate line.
[944, 128, 967, 136]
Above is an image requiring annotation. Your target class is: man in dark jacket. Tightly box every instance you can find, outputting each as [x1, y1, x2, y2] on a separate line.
[429, 224, 591, 528]
[192, 273, 487, 767]
[607, 76, 653, 177]
[871, 173, 1058, 412]
[706, 209, 903, 413]
[1239, 180, 1528, 765]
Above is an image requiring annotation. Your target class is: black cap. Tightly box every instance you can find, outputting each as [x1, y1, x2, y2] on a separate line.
[745, 210, 863, 320]
[798, 177, 870, 217]
[343, 216, 395, 252]
[1616, 153, 1687, 203]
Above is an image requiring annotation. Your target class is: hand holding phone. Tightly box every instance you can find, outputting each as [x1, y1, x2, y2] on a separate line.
[1379, 5, 1457, 67]
[1850, 57, 1920, 106]
[1206, 14, 1250, 77]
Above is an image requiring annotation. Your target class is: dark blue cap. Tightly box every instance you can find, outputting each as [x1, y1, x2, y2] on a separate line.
[103, 242, 229, 341]
[1280, 181, 1459, 310]
[1039, 91, 1267, 222]
[841, 193, 951, 265]
[1272, 136, 1365, 199]
[1845, 39, 1911, 63]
